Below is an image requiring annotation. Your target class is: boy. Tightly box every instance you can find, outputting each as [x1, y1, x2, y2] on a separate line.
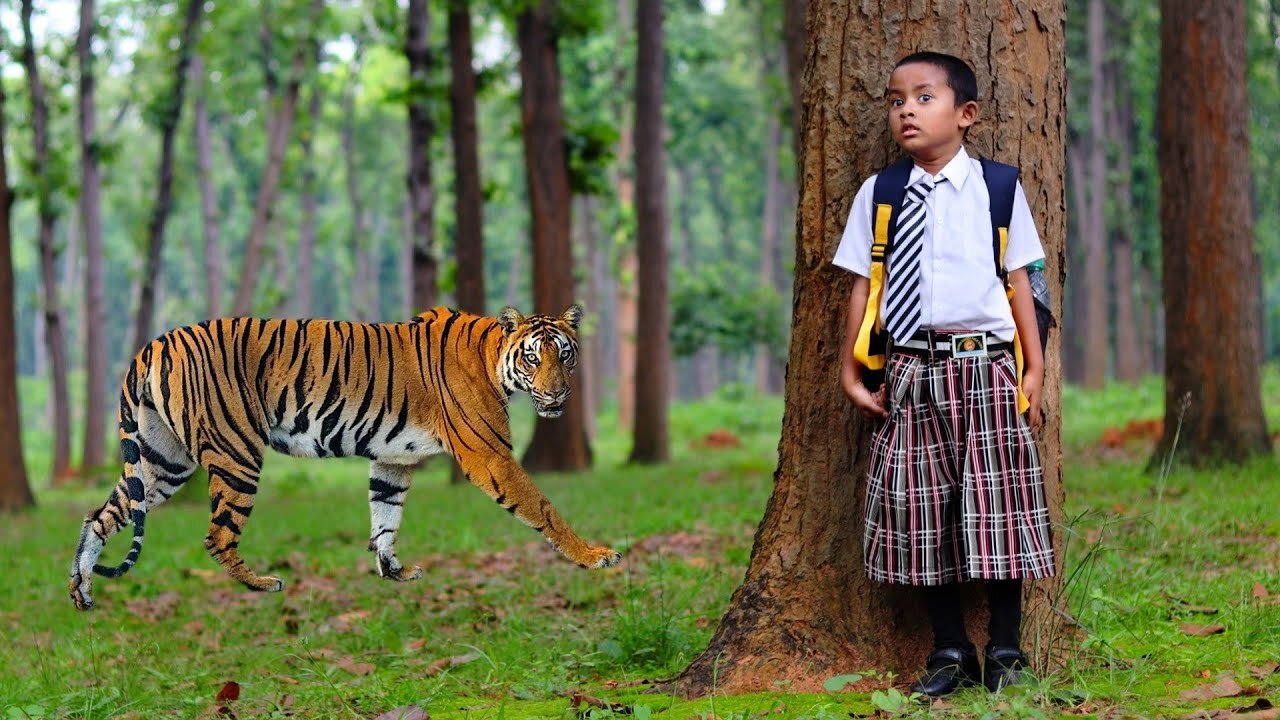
[833, 52, 1055, 696]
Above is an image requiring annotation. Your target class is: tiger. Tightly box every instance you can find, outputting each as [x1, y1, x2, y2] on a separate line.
[69, 304, 620, 610]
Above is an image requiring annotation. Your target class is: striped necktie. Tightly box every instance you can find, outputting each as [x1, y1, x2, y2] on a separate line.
[884, 177, 938, 344]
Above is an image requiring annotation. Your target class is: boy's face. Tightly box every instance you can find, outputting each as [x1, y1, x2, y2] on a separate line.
[887, 62, 978, 158]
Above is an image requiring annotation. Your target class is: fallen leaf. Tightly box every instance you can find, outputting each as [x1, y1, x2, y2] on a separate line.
[567, 691, 631, 715]
[275, 675, 299, 685]
[1179, 623, 1226, 636]
[1232, 698, 1274, 713]
[424, 651, 481, 677]
[404, 638, 429, 652]
[1250, 662, 1279, 679]
[125, 591, 182, 622]
[336, 655, 375, 676]
[373, 707, 428, 720]
[215, 681, 240, 702]
[1179, 675, 1245, 701]
[1253, 584, 1271, 600]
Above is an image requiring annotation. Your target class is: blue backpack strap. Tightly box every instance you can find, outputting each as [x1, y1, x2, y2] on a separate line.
[979, 158, 1019, 281]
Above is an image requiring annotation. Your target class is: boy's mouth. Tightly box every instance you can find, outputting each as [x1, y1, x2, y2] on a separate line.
[901, 124, 920, 136]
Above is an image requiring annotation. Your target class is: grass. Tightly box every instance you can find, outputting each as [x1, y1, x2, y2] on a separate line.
[1, 378, 1278, 719]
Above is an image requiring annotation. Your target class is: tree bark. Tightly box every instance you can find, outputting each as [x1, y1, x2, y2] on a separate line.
[133, 0, 201, 350]
[406, 0, 438, 314]
[21, 0, 72, 483]
[1080, 0, 1108, 389]
[450, 0, 485, 318]
[1154, 0, 1270, 465]
[193, 54, 224, 319]
[516, 0, 592, 472]
[231, 0, 321, 316]
[673, 0, 1067, 695]
[628, 0, 669, 464]
[0, 31, 35, 511]
[614, 0, 637, 432]
[78, 0, 109, 477]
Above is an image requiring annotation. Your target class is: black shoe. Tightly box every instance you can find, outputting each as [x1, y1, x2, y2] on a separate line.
[983, 645, 1028, 692]
[909, 647, 981, 697]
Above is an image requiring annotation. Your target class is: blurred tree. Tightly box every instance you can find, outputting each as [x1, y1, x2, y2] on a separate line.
[1154, 0, 1271, 465]
[78, 0, 109, 478]
[517, 0, 592, 472]
[673, 0, 1068, 693]
[405, 0, 438, 312]
[132, 0, 202, 350]
[20, 0, 72, 484]
[449, 0, 485, 317]
[191, 52, 224, 319]
[628, 0, 669, 464]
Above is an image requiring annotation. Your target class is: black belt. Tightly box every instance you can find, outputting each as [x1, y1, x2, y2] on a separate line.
[891, 330, 1010, 362]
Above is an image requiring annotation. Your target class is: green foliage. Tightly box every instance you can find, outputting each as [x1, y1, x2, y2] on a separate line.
[670, 264, 786, 359]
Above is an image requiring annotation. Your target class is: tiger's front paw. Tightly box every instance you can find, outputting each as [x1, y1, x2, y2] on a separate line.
[580, 546, 622, 569]
[376, 554, 422, 581]
[69, 574, 94, 610]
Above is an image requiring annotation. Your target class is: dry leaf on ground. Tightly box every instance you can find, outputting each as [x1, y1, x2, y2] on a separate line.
[372, 707, 429, 720]
[336, 655, 376, 676]
[424, 651, 481, 677]
[215, 681, 240, 702]
[1179, 623, 1226, 636]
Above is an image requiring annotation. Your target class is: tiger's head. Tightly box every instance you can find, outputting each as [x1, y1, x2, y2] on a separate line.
[497, 304, 583, 418]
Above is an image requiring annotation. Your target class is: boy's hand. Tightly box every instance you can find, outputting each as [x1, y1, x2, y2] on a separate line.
[1022, 366, 1044, 429]
[843, 375, 889, 418]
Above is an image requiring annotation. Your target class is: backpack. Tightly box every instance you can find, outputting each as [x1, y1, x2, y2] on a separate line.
[851, 156, 1053, 412]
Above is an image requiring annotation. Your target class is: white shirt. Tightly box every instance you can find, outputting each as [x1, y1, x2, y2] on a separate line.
[832, 146, 1044, 342]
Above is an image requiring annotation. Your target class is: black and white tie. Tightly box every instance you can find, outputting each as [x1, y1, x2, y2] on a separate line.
[884, 177, 937, 344]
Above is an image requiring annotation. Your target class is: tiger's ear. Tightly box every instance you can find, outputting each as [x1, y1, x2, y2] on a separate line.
[498, 307, 524, 333]
[561, 304, 584, 330]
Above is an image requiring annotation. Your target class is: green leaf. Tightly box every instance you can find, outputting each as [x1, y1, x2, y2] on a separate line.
[822, 673, 863, 692]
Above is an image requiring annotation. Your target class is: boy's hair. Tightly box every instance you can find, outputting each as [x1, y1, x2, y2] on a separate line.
[894, 52, 978, 106]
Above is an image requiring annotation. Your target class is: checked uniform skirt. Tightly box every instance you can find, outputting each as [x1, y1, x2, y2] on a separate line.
[862, 350, 1056, 586]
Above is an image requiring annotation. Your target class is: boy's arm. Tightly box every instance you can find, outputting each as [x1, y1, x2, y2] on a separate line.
[1007, 267, 1044, 428]
[840, 275, 888, 418]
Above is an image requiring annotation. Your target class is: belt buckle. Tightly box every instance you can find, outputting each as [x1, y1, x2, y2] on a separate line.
[950, 332, 987, 359]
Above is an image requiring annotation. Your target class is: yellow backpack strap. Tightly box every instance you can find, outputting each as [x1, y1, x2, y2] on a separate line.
[853, 204, 893, 370]
[997, 226, 1030, 414]
[982, 158, 1029, 414]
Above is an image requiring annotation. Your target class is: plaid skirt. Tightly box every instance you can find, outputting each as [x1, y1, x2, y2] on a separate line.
[862, 349, 1056, 585]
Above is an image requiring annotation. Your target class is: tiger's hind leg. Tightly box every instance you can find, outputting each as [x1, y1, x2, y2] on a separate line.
[138, 403, 199, 509]
[367, 462, 422, 581]
[69, 468, 138, 610]
[202, 452, 284, 593]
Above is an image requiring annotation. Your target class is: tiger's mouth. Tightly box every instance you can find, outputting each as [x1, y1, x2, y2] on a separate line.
[535, 401, 565, 418]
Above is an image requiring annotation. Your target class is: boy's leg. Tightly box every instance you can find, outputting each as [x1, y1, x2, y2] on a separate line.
[926, 584, 974, 651]
[911, 584, 980, 697]
[983, 579, 1028, 692]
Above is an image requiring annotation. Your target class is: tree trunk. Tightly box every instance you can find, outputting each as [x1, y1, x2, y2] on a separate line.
[614, 0, 637, 432]
[406, 0, 438, 314]
[295, 84, 321, 318]
[193, 54, 224, 319]
[231, 0, 321, 316]
[673, 0, 1068, 695]
[1080, 0, 1108, 389]
[516, 0, 592, 472]
[1105, 22, 1141, 383]
[133, 0, 201, 350]
[575, 194, 601, 436]
[342, 61, 369, 320]
[0, 34, 35, 511]
[78, 0, 109, 477]
[628, 0, 669, 464]
[450, 0, 485, 318]
[21, 0, 72, 483]
[756, 87, 785, 394]
[1065, 138, 1088, 384]
[1154, 0, 1270, 466]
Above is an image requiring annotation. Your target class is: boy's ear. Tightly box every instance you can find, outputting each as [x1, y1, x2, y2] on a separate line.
[958, 100, 979, 130]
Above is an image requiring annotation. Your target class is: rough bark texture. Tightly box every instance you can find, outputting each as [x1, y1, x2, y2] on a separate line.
[21, 0, 72, 483]
[406, 0, 438, 313]
[133, 0, 201, 350]
[450, 0, 485, 318]
[517, 0, 592, 472]
[0, 43, 35, 511]
[1154, 0, 1271, 465]
[231, 0, 320, 316]
[193, 54, 224, 319]
[297, 83, 320, 317]
[673, 0, 1067, 696]
[628, 0, 670, 464]
[78, 0, 109, 475]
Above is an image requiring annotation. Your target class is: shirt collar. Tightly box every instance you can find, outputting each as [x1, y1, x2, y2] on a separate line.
[909, 146, 972, 189]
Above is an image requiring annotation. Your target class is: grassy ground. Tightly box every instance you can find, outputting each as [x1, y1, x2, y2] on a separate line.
[2, 376, 1278, 719]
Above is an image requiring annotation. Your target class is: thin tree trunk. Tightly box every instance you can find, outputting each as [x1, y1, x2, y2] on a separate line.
[297, 83, 321, 318]
[1065, 138, 1088, 384]
[756, 93, 785, 394]
[193, 54, 224, 319]
[342, 60, 369, 320]
[1105, 29, 1141, 382]
[21, 0, 72, 483]
[576, 194, 601, 435]
[673, 0, 1068, 694]
[231, 0, 322, 316]
[782, 0, 806, 160]
[78, 0, 109, 477]
[0, 30, 35, 510]
[517, 0, 592, 472]
[450, 0, 485, 318]
[133, 0, 202, 350]
[1080, 0, 1108, 389]
[406, 0, 438, 313]
[629, 0, 669, 464]
[1154, 0, 1270, 465]
[614, 0, 637, 432]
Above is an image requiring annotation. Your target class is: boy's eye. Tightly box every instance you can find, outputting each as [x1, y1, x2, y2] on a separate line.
[919, 94, 933, 103]
[890, 98, 904, 107]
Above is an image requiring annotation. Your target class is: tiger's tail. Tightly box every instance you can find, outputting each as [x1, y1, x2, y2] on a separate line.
[90, 350, 153, 579]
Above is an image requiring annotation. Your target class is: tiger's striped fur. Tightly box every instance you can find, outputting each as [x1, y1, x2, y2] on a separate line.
[69, 305, 619, 610]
